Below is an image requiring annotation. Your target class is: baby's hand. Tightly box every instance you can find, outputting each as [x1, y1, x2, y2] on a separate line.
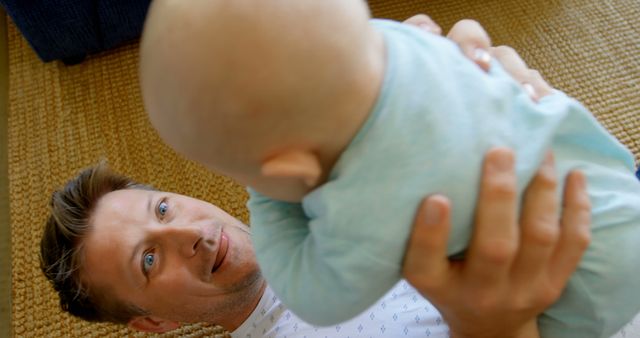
[402, 15, 553, 101]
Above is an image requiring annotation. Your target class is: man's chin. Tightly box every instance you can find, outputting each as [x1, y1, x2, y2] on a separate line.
[231, 268, 264, 294]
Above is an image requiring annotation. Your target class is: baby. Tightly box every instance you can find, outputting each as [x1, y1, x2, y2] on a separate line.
[140, 1, 640, 337]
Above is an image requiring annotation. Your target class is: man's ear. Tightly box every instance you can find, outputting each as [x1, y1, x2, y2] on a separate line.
[128, 315, 181, 333]
[261, 149, 323, 187]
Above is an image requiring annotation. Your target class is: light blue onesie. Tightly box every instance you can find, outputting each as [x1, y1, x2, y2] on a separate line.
[248, 19, 640, 338]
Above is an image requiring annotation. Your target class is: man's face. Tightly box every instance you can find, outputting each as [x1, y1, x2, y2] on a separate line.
[82, 189, 264, 329]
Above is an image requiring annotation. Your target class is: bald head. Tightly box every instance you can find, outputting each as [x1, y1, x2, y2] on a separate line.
[140, 0, 383, 182]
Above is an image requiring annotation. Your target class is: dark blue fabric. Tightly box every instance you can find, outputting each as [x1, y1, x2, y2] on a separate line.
[0, 0, 151, 63]
[636, 166, 640, 180]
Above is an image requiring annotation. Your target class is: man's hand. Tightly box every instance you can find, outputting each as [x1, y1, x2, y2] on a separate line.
[403, 14, 554, 101]
[403, 14, 492, 71]
[402, 148, 591, 338]
[401, 15, 588, 337]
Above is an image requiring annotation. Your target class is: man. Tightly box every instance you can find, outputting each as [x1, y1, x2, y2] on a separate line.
[41, 146, 592, 338]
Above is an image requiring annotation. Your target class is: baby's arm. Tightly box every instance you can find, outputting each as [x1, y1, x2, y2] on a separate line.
[248, 189, 367, 324]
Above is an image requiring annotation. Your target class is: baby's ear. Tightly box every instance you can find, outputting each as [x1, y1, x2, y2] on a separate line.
[261, 149, 322, 187]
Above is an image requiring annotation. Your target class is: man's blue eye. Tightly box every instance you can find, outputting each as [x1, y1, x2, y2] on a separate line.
[143, 252, 155, 273]
[158, 201, 168, 216]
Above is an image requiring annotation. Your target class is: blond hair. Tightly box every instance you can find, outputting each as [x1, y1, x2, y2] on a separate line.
[40, 162, 150, 323]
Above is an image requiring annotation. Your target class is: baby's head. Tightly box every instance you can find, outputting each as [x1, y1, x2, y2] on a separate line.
[140, 0, 384, 201]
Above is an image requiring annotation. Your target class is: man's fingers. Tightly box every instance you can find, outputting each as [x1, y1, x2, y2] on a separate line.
[527, 68, 554, 99]
[447, 19, 492, 71]
[511, 151, 560, 283]
[491, 45, 554, 100]
[403, 14, 442, 35]
[549, 170, 592, 288]
[402, 195, 452, 289]
[466, 148, 519, 284]
[491, 45, 529, 74]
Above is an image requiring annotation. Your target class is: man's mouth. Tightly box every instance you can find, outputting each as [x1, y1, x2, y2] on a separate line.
[212, 233, 229, 273]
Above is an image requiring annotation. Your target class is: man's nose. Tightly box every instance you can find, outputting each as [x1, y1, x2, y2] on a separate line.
[157, 225, 202, 257]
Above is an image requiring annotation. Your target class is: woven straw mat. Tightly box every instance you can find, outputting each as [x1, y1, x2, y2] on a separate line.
[9, 0, 639, 337]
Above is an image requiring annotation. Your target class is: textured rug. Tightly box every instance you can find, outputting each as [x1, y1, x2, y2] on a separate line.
[9, 0, 639, 337]
[0, 9, 9, 338]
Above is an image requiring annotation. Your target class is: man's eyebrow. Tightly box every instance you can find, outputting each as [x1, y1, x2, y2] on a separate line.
[147, 193, 153, 216]
[129, 194, 154, 284]
[130, 240, 144, 282]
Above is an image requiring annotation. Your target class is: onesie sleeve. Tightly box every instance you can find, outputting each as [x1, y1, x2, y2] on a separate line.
[247, 188, 380, 325]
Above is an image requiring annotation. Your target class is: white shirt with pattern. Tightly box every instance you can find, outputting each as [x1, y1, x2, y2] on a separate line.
[232, 279, 640, 338]
[232, 280, 449, 338]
